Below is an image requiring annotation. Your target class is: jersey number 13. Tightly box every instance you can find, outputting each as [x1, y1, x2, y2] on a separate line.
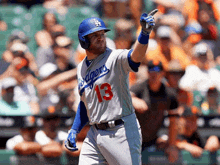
[95, 83, 113, 102]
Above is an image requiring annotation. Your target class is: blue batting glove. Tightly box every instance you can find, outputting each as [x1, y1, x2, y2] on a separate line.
[140, 9, 158, 34]
[65, 129, 78, 152]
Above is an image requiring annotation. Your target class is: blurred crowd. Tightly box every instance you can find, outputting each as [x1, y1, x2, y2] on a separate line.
[1, 0, 220, 163]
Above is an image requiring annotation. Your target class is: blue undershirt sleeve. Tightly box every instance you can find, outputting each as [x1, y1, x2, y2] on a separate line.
[71, 101, 89, 133]
[127, 49, 141, 72]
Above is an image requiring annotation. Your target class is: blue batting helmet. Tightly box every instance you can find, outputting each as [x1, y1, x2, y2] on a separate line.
[78, 17, 110, 49]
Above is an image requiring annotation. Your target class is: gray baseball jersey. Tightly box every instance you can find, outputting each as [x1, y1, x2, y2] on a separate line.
[77, 47, 135, 124]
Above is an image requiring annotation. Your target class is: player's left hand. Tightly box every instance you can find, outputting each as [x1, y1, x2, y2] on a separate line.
[65, 129, 78, 152]
[140, 9, 158, 34]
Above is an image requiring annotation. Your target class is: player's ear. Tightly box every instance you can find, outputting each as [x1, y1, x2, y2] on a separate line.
[78, 35, 90, 49]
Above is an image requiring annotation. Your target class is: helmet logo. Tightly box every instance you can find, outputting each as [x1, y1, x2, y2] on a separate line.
[93, 19, 101, 27]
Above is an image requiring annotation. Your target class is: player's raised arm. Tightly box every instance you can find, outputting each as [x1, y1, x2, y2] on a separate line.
[131, 9, 158, 63]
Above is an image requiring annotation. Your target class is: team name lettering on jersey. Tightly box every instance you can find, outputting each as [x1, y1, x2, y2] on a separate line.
[78, 65, 110, 95]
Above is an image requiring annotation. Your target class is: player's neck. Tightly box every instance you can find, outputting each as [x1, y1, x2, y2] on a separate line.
[86, 50, 100, 60]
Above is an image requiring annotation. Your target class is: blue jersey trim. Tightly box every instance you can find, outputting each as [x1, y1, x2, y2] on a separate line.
[85, 57, 93, 67]
[127, 49, 141, 72]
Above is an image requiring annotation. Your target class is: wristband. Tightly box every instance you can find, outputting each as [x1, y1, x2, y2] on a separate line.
[138, 31, 149, 45]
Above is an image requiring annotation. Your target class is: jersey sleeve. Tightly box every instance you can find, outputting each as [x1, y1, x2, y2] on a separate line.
[116, 49, 140, 74]
[127, 49, 141, 72]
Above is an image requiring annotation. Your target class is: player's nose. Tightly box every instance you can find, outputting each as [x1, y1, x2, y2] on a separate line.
[97, 34, 105, 41]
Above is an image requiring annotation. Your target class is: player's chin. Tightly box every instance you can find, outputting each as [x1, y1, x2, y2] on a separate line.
[100, 45, 106, 53]
[89, 43, 106, 54]
[95, 45, 106, 54]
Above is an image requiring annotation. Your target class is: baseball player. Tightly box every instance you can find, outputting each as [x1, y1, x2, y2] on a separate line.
[65, 9, 158, 165]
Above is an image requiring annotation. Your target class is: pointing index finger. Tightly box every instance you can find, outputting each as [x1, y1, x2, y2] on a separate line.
[148, 9, 158, 16]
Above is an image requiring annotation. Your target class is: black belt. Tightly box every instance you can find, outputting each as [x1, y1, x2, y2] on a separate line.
[95, 119, 124, 130]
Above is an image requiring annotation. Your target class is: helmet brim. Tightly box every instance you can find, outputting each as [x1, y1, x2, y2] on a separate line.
[82, 27, 110, 37]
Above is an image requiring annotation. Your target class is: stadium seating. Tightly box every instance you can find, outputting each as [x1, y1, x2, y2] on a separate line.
[142, 147, 183, 165]
[0, 5, 103, 56]
[0, 5, 27, 17]
[143, 0, 154, 13]
[27, 40, 38, 56]
[0, 30, 11, 58]
[0, 149, 79, 165]
[0, 5, 33, 57]
[142, 149, 216, 165]
[102, 18, 117, 40]
[181, 150, 210, 165]
[0, 5, 29, 31]
[29, 5, 53, 33]
[0, 149, 16, 164]
[65, 6, 99, 19]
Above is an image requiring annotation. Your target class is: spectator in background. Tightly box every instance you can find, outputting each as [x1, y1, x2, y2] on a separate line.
[0, 77, 31, 116]
[183, 0, 219, 51]
[130, 60, 179, 163]
[37, 62, 77, 112]
[36, 24, 67, 69]
[8, 30, 29, 45]
[50, 24, 66, 42]
[55, 89, 77, 115]
[35, 106, 67, 161]
[165, 60, 194, 107]
[6, 116, 41, 156]
[205, 87, 220, 114]
[165, 60, 195, 117]
[198, 8, 218, 43]
[179, 42, 220, 96]
[182, 21, 203, 58]
[10, 58, 40, 114]
[113, 18, 138, 86]
[129, 0, 143, 29]
[176, 107, 219, 158]
[0, 40, 40, 114]
[152, 0, 185, 34]
[166, 59, 185, 90]
[35, 12, 58, 48]
[183, 0, 220, 25]
[53, 36, 76, 72]
[194, 86, 220, 115]
[2, 30, 29, 59]
[37, 63, 60, 111]
[145, 26, 191, 71]
[2, 41, 38, 77]
[114, 18, 135, 49]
